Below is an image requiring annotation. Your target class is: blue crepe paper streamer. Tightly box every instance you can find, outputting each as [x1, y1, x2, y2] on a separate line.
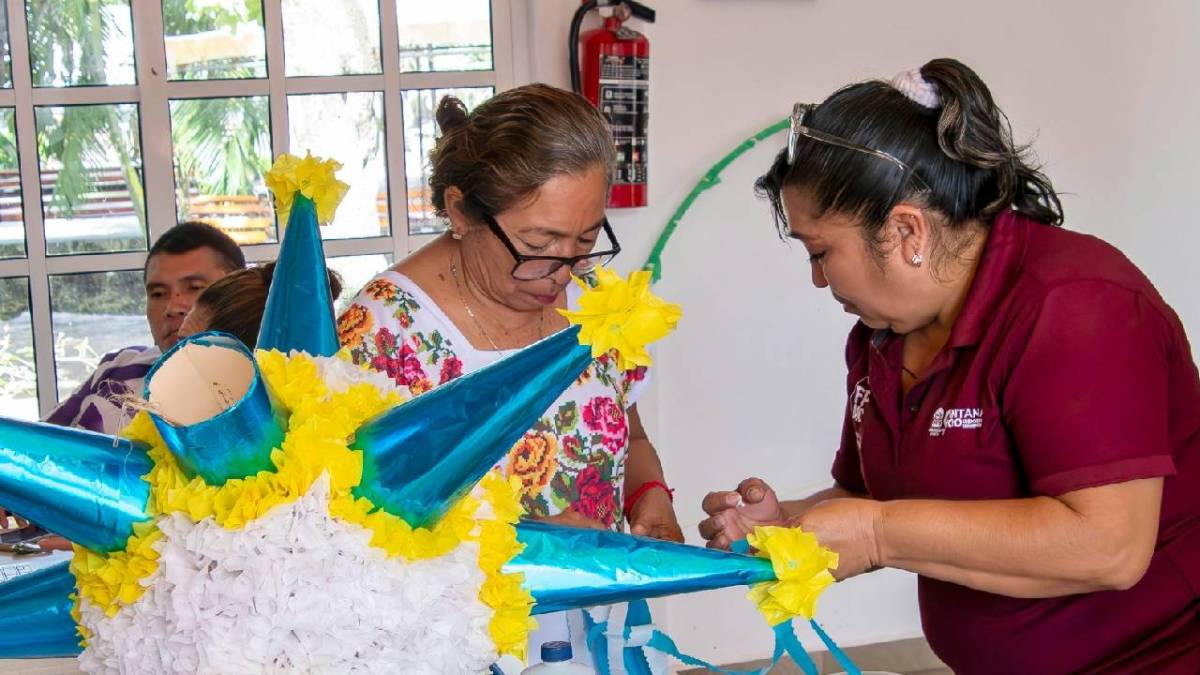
[580, 603, 855, 675]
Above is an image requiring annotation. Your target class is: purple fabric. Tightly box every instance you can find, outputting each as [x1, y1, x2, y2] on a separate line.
[43, 345, 160, 434]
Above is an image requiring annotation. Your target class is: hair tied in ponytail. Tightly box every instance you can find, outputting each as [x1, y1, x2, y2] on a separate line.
[890, 68, 940, 109]
[435, 96, 471, 134]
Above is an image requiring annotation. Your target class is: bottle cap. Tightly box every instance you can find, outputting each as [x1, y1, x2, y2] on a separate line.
[540, 641, 573, 663]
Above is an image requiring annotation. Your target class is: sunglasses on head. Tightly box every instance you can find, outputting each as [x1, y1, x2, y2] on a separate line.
[786, 102, 930, 204]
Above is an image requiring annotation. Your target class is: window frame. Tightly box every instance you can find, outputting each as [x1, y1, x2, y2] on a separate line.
[0, 0, 521, 416]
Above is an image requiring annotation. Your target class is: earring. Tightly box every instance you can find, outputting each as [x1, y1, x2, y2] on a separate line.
[451, 232, 463, 241]
[910, 251, 923, 267]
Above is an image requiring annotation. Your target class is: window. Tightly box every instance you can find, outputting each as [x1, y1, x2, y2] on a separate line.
[0, 0, 513, 419]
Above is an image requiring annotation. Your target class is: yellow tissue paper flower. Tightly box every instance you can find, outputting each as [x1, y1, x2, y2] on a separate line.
[558, 266, 682, 372]
[475, 469, 534, 660]
[481, 573, 537, 661]
[746, 526, 839, 625]
[264, 151, 350, 225]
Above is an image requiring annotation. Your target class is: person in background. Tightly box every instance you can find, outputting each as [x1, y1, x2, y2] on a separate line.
[177, 261, 343, 348]
[43, 222, 245, 435]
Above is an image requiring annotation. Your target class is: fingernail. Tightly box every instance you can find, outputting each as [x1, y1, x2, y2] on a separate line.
[748, 487, 763, 501]
[726, 494, 739, 506]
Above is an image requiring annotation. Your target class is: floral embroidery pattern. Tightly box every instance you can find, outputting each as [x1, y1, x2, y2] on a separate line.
[366, 334, 433, 396]
[340, 272, 648, 531]
[337, 304, 373, 349]
[506, 431, 559, 497]
[582, 397, 628, 455]
[363, 278, 398, 302]
[345, 283, 457, 397]
[572, 465, 617, 525]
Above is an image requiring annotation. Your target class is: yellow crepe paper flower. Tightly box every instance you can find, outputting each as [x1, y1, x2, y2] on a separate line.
[746, 526, 839, 626]
[70, 351, 535, 659]
[264, 152, 350, 225]
[558, 266, 682, 371]
[475, 472, 535, 660]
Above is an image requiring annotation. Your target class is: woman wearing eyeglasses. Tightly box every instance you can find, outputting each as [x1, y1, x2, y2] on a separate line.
[337, 83, 682, 661]
[700, 59, 1199, 674]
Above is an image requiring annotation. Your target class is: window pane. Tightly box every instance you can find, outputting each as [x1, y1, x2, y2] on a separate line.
[36, 103, 147, 255]
[26, 0, 136, 87]
[0, 277, 37, 421]
[171, 96, 274, 244]
[397, 0, 492, 73]
[401, 87, 492, 235]
[49, 269, 150, 401]
[288, 92, 388, 239]
[281, 0, 380, 76]
[327, 253, 391, 314]
[162, 0, 266, 80]
[0, 2, 12, 88]
[0, 109, 23, 258]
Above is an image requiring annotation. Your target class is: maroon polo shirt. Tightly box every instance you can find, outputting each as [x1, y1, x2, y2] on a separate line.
[831, 211, 1200, 674]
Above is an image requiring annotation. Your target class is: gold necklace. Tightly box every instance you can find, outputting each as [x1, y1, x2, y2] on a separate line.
[449, 253, 544, 352]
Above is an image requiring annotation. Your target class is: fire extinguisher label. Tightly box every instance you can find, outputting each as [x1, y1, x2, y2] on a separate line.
[598, 54, 649, 186]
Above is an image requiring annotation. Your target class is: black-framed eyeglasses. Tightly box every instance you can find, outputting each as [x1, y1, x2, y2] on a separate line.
[787, 102, 930, 199]
[480, 212, 621, 280]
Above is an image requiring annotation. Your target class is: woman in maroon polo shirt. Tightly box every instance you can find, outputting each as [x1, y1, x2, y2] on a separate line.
[699, 58, 1199, 674]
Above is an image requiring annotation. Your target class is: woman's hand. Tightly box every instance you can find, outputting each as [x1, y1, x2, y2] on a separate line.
[698, 478, 788, 549]
[535, 507, 607, 530]
[790, 497, 883, 580]
[628, 488, 684, 542]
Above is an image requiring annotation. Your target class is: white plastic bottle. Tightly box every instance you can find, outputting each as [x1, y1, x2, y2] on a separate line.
[519, 641, 592, 674]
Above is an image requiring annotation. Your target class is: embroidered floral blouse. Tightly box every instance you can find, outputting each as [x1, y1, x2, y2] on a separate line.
[337, 271, 649, 530]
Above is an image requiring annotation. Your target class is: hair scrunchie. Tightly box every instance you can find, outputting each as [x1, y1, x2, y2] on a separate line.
[890, 68, 940, 109]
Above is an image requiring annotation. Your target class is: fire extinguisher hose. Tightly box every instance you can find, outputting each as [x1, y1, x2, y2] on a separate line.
[569, 1, 599, 94]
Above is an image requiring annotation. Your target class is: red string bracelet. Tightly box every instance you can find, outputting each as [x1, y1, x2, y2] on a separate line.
[623, 480, 674, 522]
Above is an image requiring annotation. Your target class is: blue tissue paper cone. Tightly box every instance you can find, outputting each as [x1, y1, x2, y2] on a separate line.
[257, 193, 339, 356]
[507, 521, 777, 615]
[352, 326, 592, 528]
[0, 561, 81, 658]
[0, 416, 151, 552]
[144, 331, 285, 484]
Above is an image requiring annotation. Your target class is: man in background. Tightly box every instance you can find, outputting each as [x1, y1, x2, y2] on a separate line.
[43, 222, 245, 434]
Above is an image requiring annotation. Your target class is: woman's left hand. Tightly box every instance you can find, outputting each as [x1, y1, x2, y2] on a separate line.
[628, 489, 685, 543]
[790, 497, 884, 580]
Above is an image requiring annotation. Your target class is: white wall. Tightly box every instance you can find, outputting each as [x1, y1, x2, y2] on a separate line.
[523, 0, 1200, 664]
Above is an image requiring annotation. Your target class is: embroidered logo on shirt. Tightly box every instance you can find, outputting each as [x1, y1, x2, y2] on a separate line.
[851, 377, 871, 448]
[929, 407, 983, 436]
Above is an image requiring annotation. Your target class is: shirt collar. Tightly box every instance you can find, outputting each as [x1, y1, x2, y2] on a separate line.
[945, 209, 1031, 349]
[866, 210, 1032, 353]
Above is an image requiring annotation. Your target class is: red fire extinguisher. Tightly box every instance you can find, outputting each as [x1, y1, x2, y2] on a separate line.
[570, 1, 656, 208]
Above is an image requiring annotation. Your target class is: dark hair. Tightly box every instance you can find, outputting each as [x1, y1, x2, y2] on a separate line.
[429, 83, 614, 220]
[756, 58, 1062, 256]
[146, 221, 247, 276]
[194, 262, 343, 349]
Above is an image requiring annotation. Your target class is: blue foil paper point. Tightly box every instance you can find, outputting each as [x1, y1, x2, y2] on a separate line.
[0, 416, 152, 552]
[352, 325, 592, 528]
[257, 193, 339, 356]
[0, 561, 82, 658]
[144, 331, 285, 484]
[507, 521, 777, 615]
